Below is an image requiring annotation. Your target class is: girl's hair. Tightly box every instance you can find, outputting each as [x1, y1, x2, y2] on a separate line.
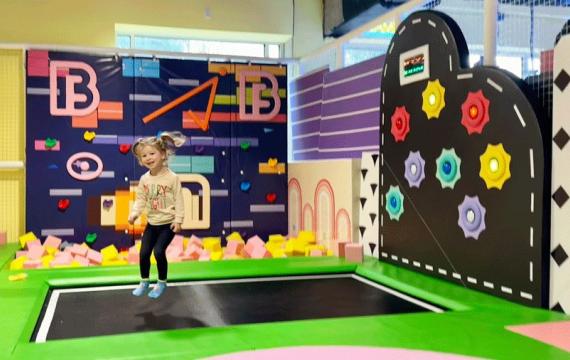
[132, 131, 187, 164]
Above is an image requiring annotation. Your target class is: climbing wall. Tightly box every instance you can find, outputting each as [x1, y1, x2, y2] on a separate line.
[380, 11, 550, 307]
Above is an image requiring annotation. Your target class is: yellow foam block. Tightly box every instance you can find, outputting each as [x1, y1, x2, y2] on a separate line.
[297, 231, 316, 244]
[268, 248, 286, 258]
[226, 231, 244, 243]
[151, 253, 156, 265]
[268, 234, 286, 244]
[80, 243, 90, 250]
[305, 245, 326, 256]
[45, 246, 58, 256]
[183, 237, 189, 248]
[266, 242, 285, 252]
[8, 273, 28, 281]
[19, 232, 37, 249]
[41, 255, 54, 268]
[210, 251, 223, 261]
[203, 237, 222, 252]
[100, 245, 119, 261]
[326, 249, 334, 256]
[70, 260, 83, 268]
[284, 240, 296, 256]
[10, 256, 27, 270]
[119, 251, 129, 260]
[292, 239, 308, 255]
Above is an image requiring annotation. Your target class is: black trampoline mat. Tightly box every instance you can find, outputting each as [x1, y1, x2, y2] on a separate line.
[33, 274, 444, 341]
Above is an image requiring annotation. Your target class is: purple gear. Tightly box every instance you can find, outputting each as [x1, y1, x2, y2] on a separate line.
[457, 195, 486, 239]
[404, 151, 426, 188]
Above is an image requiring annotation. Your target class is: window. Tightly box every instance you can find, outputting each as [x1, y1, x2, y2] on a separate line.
[117, 35, 279, 58]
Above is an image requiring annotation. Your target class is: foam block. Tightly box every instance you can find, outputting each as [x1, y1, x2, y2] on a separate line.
[87, 249, 103, 264]
[24, 259, 42, 269]
[73, 255, 89, 266]
[184, 244, 203, 260]
[244, 235, 265, 257]
[226, 231, 245, 243]
[203, 237, 221, 252]
[268, 234, 286, 245]
[16, 251, 28, 258]
[251, 246, 272, 259]
[128, 247, 139, 264]
[10, 256, 27, 270]
[345, 243, 363, 263]
[310, 249, 323, 257]
[297, 231, 316, 244]
[170, 234, 184, 249]
[19, 232, 37, 249]
[198, 250, 211, 261]
[26, 239, 42, 250]
[69, 244, 88, 257]
[27, 246, 45, 260]
[224, 240, 244, 256]
[188, 235, 203, 248]
[100, 245, 119, 261]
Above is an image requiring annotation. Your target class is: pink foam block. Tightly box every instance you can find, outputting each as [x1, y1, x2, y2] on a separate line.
[244, 235, 265, 257]
[166, 246, 183, 261]
[55, 251, 73, 261]
[251, 246, 272, 259]
[34, 139, 61, 151]
[224, 240, 244, 256]
[310, 249, 323, 257]
[184, 244, 203, 260]
[51, 254, 73, 267]
[69, 244, 88, 257]
[24, 259, 43, 269]
[87, 249, 102, 264]
[26, 239, 42, 250]
[127, 247, 139, 264]
[188, 235, 203, 248]
[170, 235, 184, 249]
[16, 251, 28, 258]
[336, 240, 349, 257]
[345, 243, 363, 263]
[0, 231, 6, 246]
[198, 250, 211, 261]
[44, 235, 62, 249]
[73, 255, 90, 266]
[27, 246, 46, 260]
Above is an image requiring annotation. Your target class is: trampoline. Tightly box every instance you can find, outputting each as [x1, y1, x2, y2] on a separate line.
[32, 274, 444, 342]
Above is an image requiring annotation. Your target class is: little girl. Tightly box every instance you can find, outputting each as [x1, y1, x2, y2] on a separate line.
[128, 131, 186, 298]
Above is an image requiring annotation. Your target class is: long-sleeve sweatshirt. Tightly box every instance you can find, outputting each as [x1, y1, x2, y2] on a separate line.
[129, 168, 185, 225]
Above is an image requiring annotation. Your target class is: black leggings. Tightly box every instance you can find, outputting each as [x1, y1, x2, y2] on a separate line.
[139, 223, 175, 281]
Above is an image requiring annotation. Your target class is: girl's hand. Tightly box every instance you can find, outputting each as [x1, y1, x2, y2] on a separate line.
[170, 223, 181, 233]
[128, 214, 137, 225]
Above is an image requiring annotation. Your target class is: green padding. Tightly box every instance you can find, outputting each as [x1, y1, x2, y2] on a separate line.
[0, 243, 19, 270]
[1, 256, 568, 359]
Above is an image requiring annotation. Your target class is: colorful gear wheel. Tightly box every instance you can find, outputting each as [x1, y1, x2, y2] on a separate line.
[421, 79, 446, 119]
[404, 151, 426, 188]
[460, 90, 490, 135]
[435, 148, 462, 189]
[479, 143, 512, 190]
[457, 195, 487, 239]
[385, 185, 404, 221]
[390, 106, 411, 142]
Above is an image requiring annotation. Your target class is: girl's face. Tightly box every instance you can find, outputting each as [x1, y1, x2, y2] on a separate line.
[137, 144, 166, 173]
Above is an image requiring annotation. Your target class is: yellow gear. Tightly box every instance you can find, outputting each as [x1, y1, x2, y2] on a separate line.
[479, 143, 512, 190]
[422, 79, 446, 119]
